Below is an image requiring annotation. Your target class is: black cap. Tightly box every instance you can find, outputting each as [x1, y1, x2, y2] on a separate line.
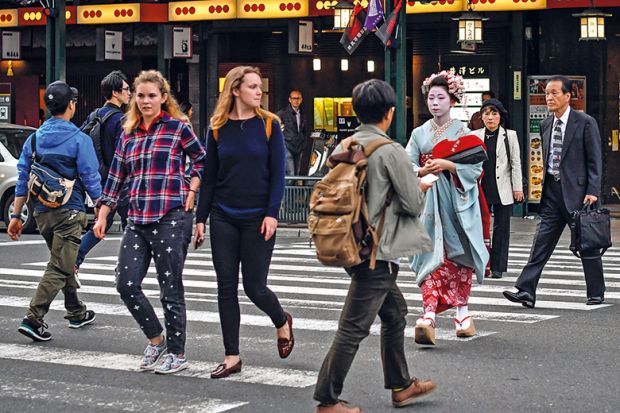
[44, 81, 78, 112]
[480, 98, 507, 116]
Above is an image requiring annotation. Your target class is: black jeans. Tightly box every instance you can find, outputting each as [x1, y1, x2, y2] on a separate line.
[209, 208, 287, 356]
[490, 203, 513, 273]
[115, 208, 193, 355]
[314, 260, 411, 405]
[516, 176, 605, 299]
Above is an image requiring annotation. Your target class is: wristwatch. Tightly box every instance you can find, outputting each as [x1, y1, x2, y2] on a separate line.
[9, 213, 24, 221]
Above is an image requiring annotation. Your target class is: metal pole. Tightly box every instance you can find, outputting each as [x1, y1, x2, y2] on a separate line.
[55, 0, 66, 81]
[384, 1, 407, 146]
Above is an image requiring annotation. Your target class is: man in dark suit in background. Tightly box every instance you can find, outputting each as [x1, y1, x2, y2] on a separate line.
[277, 90, 307, 176]
[503, 75, 605, 308]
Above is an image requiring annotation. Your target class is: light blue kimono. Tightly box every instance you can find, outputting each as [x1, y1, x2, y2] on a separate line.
[406, 120, 489, 286]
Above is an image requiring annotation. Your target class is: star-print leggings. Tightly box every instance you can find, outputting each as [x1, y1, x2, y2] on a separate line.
[115, 207, 193, 355]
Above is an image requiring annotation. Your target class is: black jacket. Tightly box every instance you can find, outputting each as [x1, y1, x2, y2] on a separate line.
[540, 109, 602, 212]
[276, 104, 306, 154]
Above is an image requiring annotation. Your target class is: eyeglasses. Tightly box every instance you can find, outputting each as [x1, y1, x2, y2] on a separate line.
[122, 87, 131, 93]
[289, 96, 302, 100]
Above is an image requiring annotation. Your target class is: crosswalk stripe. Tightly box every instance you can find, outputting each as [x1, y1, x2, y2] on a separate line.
[0, 376, 247, 412]
[0, 266, 609, 310]
[0, 294, 495, 340]
[0, 343, 317, 389]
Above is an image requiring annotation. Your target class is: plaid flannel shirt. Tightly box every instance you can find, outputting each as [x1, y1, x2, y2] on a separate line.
[98, 112, 206, 225]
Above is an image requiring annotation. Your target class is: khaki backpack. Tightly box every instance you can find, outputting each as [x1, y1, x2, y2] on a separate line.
[307, 136, 392, 270]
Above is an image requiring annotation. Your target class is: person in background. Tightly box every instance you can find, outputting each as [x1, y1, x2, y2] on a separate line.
[277, 89, 307, 176]
[10, 81, 101, 341]
[94, 70, 206, 374]
[180, 101, 194, 121]
[313, 79, 437, 413]
[75, 70, 131, 274]
[503, 75, 604, 308]
[472, 98, 523, 279]
[468, 90, 495, 131]
[406, 70, 489, 345]
[194, 66, 294, 380]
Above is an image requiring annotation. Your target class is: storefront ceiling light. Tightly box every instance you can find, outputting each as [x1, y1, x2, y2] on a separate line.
[313, 58, 321, 71]
[572, 8, 612, 41]
[341, 58, 348, 71]
[333, 0, 353, 31]
[452, 11, 488, 44]
[367, 60, 375, 73]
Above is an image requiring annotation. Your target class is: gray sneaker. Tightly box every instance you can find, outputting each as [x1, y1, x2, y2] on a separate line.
[139, 341, 167, 370]
[154, 353, 189, 375]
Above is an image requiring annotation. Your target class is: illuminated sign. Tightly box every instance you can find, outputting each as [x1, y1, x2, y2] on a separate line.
[169, 1, 236, 21]
[469, 0, 546, 11]
[406, 0, 463, 14]
[0, 10, 18, 28]
[77, 4, 140, 24]
[237, 0, 309, 19]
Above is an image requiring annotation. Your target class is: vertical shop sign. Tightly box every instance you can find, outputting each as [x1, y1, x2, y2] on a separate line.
[1, 31, 20, 60]
[104, 31, 123, 61]
[298, 20, 313, 53]
[173, 27, 192, 58]
[513, 71, 522, 100]
[526, 76, 586, 203]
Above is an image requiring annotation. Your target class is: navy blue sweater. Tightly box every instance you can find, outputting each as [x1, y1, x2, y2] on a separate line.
[196, 116, 285, 223]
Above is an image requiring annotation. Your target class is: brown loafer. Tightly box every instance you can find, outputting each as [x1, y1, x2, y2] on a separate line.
[315, 400, 361, 413]
[210, 359, 242, 379]
[392, 377, 437, 407]
[277, 312, 294, 359]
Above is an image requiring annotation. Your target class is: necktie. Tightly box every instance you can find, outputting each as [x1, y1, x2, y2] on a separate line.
[295, 111, 300, 133]
[550, 119, 563, 178]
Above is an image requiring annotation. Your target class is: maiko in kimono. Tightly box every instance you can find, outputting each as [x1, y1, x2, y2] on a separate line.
[406, 70, 490, 346]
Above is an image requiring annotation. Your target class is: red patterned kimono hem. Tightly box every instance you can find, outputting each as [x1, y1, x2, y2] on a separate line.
[421, 256, 473, 314]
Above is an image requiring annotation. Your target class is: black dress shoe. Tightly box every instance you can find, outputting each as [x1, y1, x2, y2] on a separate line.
[586, 296, 604, 305]
[503, 290, 535, 308]
[491, 271, 503, 279]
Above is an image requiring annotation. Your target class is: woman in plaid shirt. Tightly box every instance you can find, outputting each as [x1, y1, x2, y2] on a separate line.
[94, 70, 206, 374]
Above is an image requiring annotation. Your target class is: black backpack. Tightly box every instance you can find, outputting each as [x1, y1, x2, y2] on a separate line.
[81, 107, 121, 179]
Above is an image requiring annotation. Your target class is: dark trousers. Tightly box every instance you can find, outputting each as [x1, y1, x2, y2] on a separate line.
[490, 203, 513, 273]
[285, 148, 301, 176]
[209, 208, 287, 356]
[76, 203, 128, 268]
[515, 176, 605, 299]
[314, 261, 411, 405]
[115, 208, 193, 354]
[28, 209, 89, 325]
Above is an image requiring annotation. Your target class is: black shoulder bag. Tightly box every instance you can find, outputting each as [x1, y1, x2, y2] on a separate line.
[569, 203, 612, 259]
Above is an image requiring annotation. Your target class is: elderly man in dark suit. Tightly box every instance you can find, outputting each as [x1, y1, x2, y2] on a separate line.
[503, 75, 605, 308]
[277, 90, 307, 176]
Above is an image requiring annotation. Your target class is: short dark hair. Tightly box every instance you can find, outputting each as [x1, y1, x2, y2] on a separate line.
[101, 70, 129, 100]
[179, 100, 192, 115]
[548, 75, 572, 94]
[352, 79, 396, 124]
[428, 76, 460, 103]
[482, 90, 495, 98]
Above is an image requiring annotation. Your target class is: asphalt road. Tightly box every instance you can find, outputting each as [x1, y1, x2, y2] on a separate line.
[0, 217, 618, 413]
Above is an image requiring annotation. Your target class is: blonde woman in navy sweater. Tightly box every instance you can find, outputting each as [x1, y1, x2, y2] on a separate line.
[195, 66, 294, 379]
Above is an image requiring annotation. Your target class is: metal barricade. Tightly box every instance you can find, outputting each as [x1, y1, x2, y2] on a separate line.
[279, 176, 322, 224]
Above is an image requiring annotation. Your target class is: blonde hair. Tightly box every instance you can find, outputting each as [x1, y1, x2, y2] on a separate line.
[210, 66, 279, 130]
[123, 70, 188, 134]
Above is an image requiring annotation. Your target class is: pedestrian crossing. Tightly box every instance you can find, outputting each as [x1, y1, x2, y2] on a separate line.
[0, 240, 617, 411]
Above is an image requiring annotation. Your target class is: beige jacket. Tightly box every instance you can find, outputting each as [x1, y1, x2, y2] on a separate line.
[332, 124, 432, 261]
[472, 127, 523, 205]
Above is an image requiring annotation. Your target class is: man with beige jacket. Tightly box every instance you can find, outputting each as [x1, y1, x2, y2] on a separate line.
[313, 79, 437, 413]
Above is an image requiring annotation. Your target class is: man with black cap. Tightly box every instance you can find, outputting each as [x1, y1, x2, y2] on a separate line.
[8, 80, 102, 342]
[471, 98, 523, 279]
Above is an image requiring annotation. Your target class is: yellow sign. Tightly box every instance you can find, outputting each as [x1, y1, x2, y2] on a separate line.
[169, 1, 236, 21]
[237, 0, 309, 19]
[77, 4, 140, 24]
[468, 0, 546, 12]
[0, 10, 18, 28]
[406, 0, 463, 14]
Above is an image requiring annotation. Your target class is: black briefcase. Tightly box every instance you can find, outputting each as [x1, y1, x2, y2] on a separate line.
[569, 204, 612, 259]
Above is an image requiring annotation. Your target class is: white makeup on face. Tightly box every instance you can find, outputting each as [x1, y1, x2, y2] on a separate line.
[427, 86, 452, 119]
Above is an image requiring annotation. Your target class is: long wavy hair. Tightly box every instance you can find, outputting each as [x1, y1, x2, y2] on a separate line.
[210, 66, 279, 130]
[123, 70, 188, 134]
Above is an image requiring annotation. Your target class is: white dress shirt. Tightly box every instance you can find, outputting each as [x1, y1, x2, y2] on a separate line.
[547, 105, 571, 174]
